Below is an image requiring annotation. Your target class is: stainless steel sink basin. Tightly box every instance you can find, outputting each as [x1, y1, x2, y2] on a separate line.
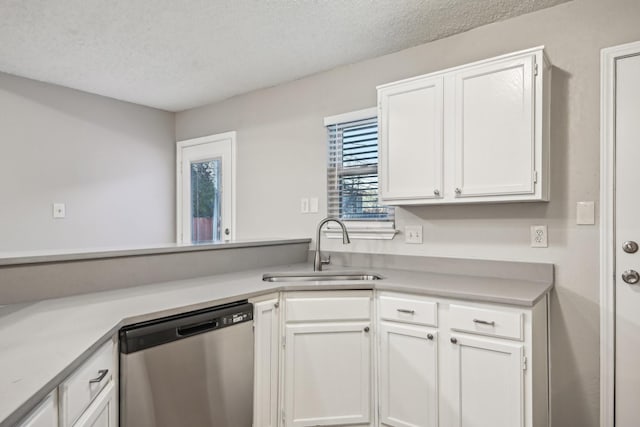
[262, 272, 383, 282]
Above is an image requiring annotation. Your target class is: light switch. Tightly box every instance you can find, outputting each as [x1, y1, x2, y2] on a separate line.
[53, 203, 66, 219]
[576, 201, 595, 225]
[309, 197, 319, 213]
[405, 225, 423, 244]
[300, 198, 309, 214]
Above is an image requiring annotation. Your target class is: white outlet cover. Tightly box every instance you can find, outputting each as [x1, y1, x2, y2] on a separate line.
[530, 225, 548, 248]
[53, 203, 66, 219]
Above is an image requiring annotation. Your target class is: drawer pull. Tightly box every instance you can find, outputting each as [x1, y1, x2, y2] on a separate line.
[397, 309, 415, 314]
[89, 369, 109, 384]
[473, 319, 496, 326]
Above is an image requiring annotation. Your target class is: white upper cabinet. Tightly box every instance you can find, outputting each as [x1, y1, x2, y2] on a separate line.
[377, 47, 550, 205]
[379, 76, 444, 202]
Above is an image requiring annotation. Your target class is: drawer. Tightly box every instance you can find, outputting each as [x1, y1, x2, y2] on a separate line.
[286, 294, 371, 322]
[449, 304, 523, 341]
[59, 340, 115, 427]
[379, 295, 438, 326]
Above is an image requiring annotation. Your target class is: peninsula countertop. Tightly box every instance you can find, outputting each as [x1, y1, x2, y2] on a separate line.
[0, 261, 553, 426]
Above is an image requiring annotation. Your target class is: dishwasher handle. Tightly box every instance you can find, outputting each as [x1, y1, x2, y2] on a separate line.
[177, 320, 218, 337]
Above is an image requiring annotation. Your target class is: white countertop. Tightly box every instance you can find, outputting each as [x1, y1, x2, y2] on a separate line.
[0, 262, 552, 426]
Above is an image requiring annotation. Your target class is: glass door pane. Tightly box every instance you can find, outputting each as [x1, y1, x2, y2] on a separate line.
[190, 158, 222, 243]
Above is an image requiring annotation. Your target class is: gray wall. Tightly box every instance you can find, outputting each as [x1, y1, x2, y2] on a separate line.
[175, 0, 640, 424]
[0, 72, 176, 253]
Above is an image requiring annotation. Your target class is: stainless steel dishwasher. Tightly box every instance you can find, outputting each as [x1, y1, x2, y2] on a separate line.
[119, 300, 254, 427]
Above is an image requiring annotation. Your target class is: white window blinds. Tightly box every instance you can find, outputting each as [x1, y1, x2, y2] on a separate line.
[327, 117, 394, 221]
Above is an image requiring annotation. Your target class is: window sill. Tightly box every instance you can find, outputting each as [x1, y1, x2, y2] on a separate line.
[322, 221, 398, 240]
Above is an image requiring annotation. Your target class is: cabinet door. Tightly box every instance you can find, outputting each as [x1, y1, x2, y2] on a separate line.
[450, 335, 524, 427]
[18, 392, 57, 427]
[379, 76, 444, 202]
[284, 322, 372, 426]
[253, 298, 280, 427]
[453, 55, 536, 198]
[379, 323, 438, 427]
[73, 381, 116, 427]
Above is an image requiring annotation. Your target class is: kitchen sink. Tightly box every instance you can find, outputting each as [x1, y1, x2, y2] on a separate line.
[262, 272, 383, 282]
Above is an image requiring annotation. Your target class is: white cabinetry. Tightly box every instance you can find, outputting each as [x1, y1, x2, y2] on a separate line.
[16, 337, 117, 427]
[72, 381, 116, 427]
[378, 292, 548, 427]
[379, 76, 444, 202]
[282, 291, 373, 427]
[252, 294, 281, 427]
[18, 392, 58, 427]
[378, 47, 550, 205]
[378, 293, 439, 427]
[449, 335, 524, 427]
[378, 323, 438, 427]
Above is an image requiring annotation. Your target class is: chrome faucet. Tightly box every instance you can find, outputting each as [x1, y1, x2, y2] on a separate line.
[314, 217, 351, 271]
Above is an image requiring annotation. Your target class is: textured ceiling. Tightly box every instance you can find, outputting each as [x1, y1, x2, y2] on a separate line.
[0, 0, 568, 112]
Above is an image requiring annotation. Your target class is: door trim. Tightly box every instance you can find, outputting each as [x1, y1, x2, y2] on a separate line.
[175, 131, 237, 244]
[600, 40, 640, 427]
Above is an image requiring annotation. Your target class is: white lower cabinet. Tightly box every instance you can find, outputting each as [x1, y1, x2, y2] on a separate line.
[449, 335, 524, 427]
[18, 392, 58, 427]
[282, 291, 373, 427]
[252, 294, 281, 427]
[378, 322, 438, 427]
[377, 292, 549, 427]
[16, 337, 118, 427]
[72, 381, 117, 427]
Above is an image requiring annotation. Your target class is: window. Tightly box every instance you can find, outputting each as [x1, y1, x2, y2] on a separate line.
[325, 108, 396, 239]
[176, 132, 236, 244]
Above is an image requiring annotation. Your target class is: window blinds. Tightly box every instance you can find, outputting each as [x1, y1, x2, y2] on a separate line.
[327, 117, 394, 221]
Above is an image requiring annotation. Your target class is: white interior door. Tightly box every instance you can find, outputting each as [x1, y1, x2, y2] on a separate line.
[177, 132, 235, 244]
[614, 52, 640, 426]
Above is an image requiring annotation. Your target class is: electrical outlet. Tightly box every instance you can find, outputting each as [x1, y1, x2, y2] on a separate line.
[53, 203, 66, 219]
[405, 225, 423, 244]
[300, 198, 309, 214]
[530, 225, 548, 248]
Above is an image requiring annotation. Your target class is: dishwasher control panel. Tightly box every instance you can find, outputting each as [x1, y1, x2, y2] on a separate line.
[222, 309, 253, 326]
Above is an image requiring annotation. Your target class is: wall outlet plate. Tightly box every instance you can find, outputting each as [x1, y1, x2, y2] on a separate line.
[405, 225, 423, 244]
[530, 225, 548, 248]
[53, 203, 66, 219]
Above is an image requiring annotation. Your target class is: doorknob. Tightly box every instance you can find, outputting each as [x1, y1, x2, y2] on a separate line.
[622, 270, 640, 284]
[623, 241, 639, 254]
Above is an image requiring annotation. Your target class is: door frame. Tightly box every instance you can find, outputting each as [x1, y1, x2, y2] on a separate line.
[175, 131, 237, 244]
[600, 40, 640, 427]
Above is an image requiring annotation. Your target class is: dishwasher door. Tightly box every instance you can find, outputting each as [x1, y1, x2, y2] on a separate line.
[120, 302, 254, 427]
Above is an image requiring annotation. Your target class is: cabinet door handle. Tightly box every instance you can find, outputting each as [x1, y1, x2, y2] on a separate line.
[473, 319, 495, 326]
[450, 337, 458, 344]
[427, 333, 434, 340]
[397, 309, 415, 314]
[89, 369, 109, 384]
[364, 326, 370, 333]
